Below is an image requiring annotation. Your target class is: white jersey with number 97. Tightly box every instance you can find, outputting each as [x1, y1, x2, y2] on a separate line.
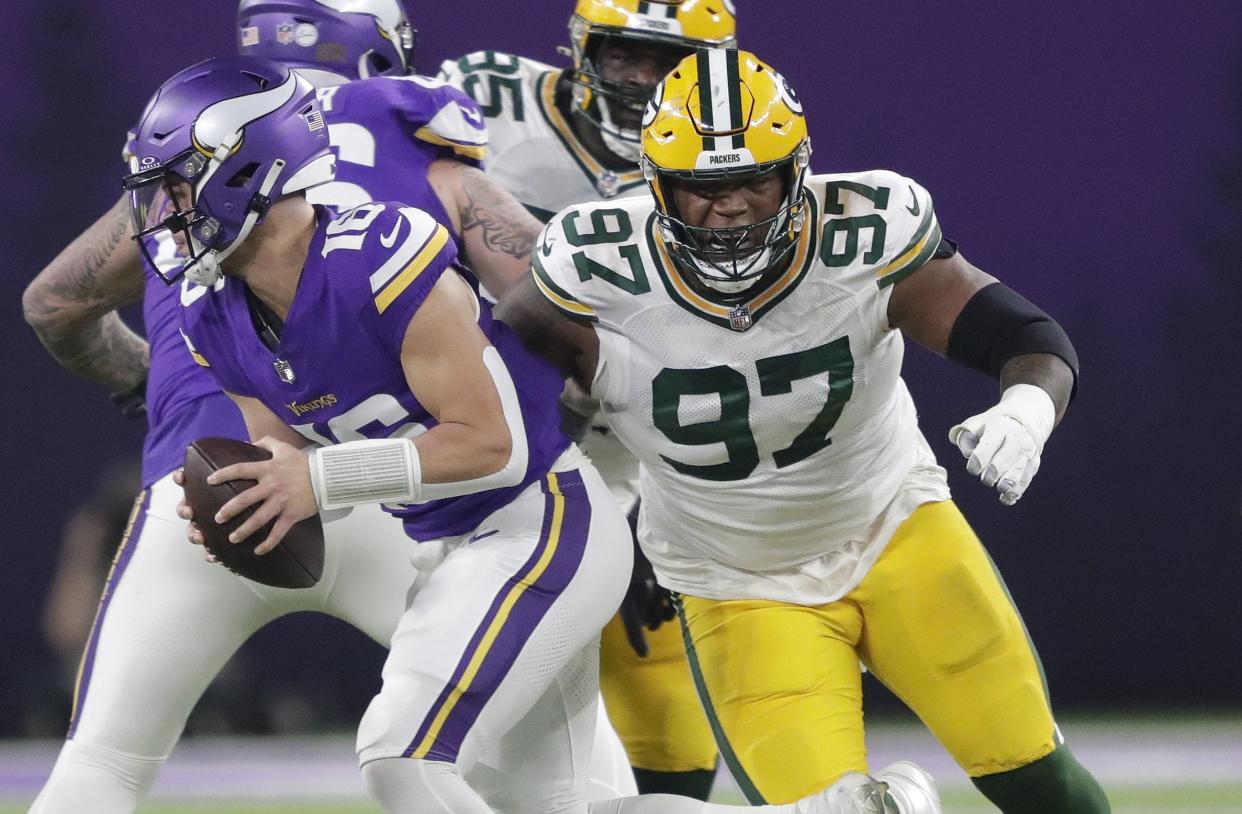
[532, 169, 953, 605]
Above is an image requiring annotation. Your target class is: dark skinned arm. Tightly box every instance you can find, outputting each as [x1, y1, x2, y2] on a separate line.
[492, 271, 601, 390]
[886, 251, 1074, 425]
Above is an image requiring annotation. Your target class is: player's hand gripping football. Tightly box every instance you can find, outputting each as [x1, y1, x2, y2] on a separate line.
[180, 437, 317, 555]
[948, 384, 1056, 506]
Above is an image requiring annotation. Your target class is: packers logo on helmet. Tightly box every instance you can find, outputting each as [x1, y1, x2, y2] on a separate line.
[641, 48, 812, 300]
[565, 0, 737, 162]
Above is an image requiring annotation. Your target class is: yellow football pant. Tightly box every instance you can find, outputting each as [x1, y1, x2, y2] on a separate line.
[678, 499, 1058, 803]
[600, 611, 719, 773]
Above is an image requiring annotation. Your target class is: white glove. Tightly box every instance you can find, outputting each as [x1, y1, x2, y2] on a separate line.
[948, 384, 1056, 506]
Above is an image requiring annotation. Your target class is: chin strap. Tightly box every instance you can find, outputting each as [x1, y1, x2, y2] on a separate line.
[185, 158, 286, 285]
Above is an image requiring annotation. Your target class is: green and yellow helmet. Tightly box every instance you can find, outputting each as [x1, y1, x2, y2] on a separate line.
[566, 0, 737, 161]
[641, 48, 812, 298]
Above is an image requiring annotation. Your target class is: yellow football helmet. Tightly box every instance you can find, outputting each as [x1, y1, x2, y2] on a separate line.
[566, 0, 737, 161]
[641, 48, 812, 298]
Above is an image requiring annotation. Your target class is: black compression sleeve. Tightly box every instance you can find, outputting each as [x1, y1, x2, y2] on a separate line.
[947, 282, 1080, 395]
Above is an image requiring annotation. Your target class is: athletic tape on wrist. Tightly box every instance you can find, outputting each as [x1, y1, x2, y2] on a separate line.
[309, 438, 422, 510]
[998, 384, 1056, 448]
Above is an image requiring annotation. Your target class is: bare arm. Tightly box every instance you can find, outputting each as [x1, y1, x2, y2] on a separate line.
[887, 251, 1074, 423]
[427, 159, 543, 299]
[400, 270, 521, 483]
[493, 272, 600, 392]
[210, 272, 544, 549]
[227, 391, 316, 448]
[21, 194, 149, 393]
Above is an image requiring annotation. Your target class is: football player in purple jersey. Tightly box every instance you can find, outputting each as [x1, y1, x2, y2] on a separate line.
[19, 1, 613, 811]
[134, 53, 873, 814]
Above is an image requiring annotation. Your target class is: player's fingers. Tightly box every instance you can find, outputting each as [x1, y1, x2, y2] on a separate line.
[172, 467, 185, 485]
[995, 454, 1031, 497]
[966, 425, 1005, 477]
[619, 601, 649, 658]
[949, 414, 985, 451]
[209, 461, 266, 485]
[216, 481, 271, 524]
[980, 435, 1017, 487]
[187, 522, 205, 546]
[254, 514, 296, 556]
[948, 424, 976, 455]
[176, 499, 194, 521]
[252, 436, 285, 455]
[228, 497, 282, 544]
[1000, 454, 1040, 505]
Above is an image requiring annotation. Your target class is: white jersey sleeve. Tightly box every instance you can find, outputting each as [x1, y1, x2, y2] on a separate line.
[440, 51, 648, 218]
[812, 169, 942, 330]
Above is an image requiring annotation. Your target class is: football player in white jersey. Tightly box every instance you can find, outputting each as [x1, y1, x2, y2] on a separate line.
[440, 2, 735, 797]
[496, 49, 1113, 814]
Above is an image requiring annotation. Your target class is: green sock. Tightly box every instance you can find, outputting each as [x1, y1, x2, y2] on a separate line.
[632, 767, 717, 801]
[972, 745, 1111, 813]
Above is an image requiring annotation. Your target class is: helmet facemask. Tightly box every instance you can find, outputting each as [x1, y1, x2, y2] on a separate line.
[126, 144, 291, 286]
[647, 141, 811, 302]
[569, 24, 694, 163]
[360, 17, 417, 77]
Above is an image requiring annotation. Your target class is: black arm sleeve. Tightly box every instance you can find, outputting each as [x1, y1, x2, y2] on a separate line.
[946, 282, 1080, 398]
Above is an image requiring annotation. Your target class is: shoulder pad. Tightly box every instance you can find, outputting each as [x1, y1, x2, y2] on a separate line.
[347, 75, 488, 164]
[438, 50, 552, 125]
[531, 199, 656, 322]
[322, 202, 456, 315]
[811, 169, 942, 288]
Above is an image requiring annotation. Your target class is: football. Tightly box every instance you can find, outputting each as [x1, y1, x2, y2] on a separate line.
[182, 437, 325, 589]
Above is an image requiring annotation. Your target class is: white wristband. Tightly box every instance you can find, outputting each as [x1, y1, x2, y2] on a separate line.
[997, 384, 1056, 448]
[309, 438, 422, 511]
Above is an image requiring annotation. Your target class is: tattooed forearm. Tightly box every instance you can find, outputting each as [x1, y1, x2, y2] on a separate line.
[457, 166, 541, 261]
[22, 195, 149, 393]
[34, 312, 150, 393]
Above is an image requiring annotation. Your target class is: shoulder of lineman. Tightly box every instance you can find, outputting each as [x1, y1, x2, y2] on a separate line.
[805, 168, 942, 289]
[437, 50, 554, 121]
[531, 195, 658, 323]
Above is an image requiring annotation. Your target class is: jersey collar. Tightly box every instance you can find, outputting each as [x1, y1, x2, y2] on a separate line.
[645, 192, 820, 331]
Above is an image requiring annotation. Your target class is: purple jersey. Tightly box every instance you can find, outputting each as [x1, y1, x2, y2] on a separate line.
[308, 75, 487, 225]
[131, 76, 486, 487]
[179, 203, 568, 540]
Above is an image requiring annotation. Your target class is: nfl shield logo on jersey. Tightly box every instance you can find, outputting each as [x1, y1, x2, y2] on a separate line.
[273, 358, 297, 384]
[596, 171, 621, 198]
[276, 24, 295, 45]
[729, 305, 753, 332]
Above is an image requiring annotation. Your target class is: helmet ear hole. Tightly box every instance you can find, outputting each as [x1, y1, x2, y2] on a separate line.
[226, 162, 261, 188]
[365, 52, 394, 76]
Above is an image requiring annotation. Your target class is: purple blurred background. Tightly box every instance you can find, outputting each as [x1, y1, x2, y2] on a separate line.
[2, 1, 1240, 735]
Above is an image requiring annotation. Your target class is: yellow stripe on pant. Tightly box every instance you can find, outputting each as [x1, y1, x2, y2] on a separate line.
[678, 499, 1058, 803]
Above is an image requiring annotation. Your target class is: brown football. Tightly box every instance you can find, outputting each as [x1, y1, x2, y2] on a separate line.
[183, 437, 324, 589]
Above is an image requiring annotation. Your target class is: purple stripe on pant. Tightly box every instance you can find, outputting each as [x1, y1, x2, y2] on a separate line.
[404, 469, 593, 762]
[68, 488, 151, 739]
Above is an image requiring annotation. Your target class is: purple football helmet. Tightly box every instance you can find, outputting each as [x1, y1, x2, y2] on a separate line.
[237, 0, 416, 85]
[122, 56, 335, 285]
